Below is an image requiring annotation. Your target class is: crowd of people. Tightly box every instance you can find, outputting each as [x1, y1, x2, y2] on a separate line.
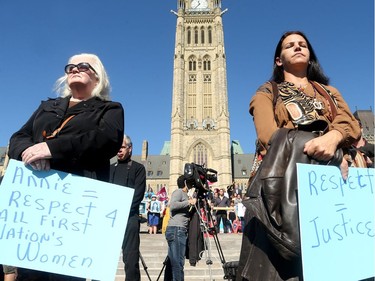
[141, 183, 247, 236]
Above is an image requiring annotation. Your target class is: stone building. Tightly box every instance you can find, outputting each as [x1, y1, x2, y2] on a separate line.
[168, 0, 232, 193]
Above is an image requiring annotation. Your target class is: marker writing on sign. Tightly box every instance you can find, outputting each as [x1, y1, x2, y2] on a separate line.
[309, 203, 374, 248]
[308, 168, 374, 197]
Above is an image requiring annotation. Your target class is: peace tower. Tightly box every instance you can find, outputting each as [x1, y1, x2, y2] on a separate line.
[169, 0, 232, 191]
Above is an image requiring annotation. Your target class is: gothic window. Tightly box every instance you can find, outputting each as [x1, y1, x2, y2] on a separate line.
[208, 26, 212, 44]
[201, 27, 205, 44]
[187, 94, 197, 120]
[179, 0, 185, 9]
[203, 56, 211, 71]
[188, 74, 197, 93]
[194, 27, 199, 44]
[203, 74, 211, 93]
[193, 143, 208, 166]
[187, 72, 197, 119]
[187, 27, 191, 44]
[189, 56, 197, 71]
[189, 74, 197, 83]
[203, 93, 212, 118]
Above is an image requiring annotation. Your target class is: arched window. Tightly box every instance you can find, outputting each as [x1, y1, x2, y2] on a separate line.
[187, 27, 191, 44]
[208, 26, 212, 44]
[193, 143, 208, 166]
[194, 27, 199, 44]
[189, 56, 197, 71]
[201, 27, 205, 44]
[179, 0, 185, 9]
[203, 56, 211, 71]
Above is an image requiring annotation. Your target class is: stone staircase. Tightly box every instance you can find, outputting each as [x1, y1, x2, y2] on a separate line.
[113, 225, 243, 281]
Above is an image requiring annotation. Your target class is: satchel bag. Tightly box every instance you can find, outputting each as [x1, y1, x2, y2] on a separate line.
[244, 81, 341, 260]
[244, 128, 343, 260]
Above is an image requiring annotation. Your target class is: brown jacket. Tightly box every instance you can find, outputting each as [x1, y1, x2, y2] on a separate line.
[249, 81, 361, 155]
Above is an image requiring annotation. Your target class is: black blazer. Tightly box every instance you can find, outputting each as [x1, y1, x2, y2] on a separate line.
[110, 159, 146, 216]
[8, 96, 124, 181]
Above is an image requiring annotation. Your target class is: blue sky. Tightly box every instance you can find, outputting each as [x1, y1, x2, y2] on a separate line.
[0, 0, 373, 155]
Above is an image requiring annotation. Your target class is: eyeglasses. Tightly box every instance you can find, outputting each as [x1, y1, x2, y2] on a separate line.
[64, 62, 97, 75]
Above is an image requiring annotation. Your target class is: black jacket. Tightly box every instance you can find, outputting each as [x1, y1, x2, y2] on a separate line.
[8, 96, 124, 182]
[110, 159, 146, 216]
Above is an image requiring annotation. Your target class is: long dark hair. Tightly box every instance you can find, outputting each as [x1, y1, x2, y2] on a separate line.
[271, 31, 330, 85]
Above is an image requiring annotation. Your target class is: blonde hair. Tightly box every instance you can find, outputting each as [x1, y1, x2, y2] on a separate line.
[54, 53, 111, 101]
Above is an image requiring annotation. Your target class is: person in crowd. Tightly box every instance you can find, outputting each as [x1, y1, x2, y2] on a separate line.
[110, 135, 146, 281]
[164, 175, 197, 281]
[213, 188, 230, 233]
[227, 200, 237, 233]
[233, 193, 242, 205]
[145, 185, 155, 200]
[226, 181, 235, 198]
[235, 196, 246, 233]
[162, 197, 171, 234]
[147, 195, 162, 234]
[237, 31, 361, 281]
[7, 53, 124, 281]
[233, 182, 242, 197]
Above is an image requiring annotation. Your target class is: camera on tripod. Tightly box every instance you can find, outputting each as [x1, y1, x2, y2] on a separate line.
[184, 162, 217, 193]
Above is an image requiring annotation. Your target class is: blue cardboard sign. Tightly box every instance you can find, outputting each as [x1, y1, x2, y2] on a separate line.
[0, 159, 134, 281]
[297, 164, 375, 281]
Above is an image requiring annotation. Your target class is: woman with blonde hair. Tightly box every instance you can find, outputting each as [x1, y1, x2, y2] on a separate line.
[8, 53, 124, 281]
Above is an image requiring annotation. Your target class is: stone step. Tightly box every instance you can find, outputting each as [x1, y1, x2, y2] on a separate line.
[111, 228, 242, 281]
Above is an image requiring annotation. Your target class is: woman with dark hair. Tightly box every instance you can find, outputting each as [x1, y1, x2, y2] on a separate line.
[249, 30, 359, 180]
[236, 31, 360, 281]
[271, 31, 329, 85]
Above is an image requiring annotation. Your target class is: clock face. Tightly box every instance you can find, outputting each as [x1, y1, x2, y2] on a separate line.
[191, 0, 208, 9]
[191, 0, 200, 9]
[200, 0, 208, 8]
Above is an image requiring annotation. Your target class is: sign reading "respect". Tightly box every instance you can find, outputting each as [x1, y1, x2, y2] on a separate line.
[297, 163, 374, 281]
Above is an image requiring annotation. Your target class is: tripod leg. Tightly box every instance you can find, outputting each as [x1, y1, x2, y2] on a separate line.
[139, 252, 152, 281]
[156, 255, 170, 281]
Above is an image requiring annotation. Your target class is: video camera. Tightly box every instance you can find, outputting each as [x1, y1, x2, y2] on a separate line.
[184, 162, 218, 193]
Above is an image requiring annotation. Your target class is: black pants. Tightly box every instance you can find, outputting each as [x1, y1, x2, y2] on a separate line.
[122, 214, 141, 281]
[216, 212, 229, 233]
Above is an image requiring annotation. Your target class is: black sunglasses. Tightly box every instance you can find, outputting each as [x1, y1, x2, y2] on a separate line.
[64, 62, 97, 75]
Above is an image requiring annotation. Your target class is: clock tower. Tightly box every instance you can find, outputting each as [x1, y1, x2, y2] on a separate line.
[169, 0, 232, 191]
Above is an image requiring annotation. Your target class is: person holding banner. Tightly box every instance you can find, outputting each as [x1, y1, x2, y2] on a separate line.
[110, 135, 146, 281]
[147, 194, 162, 234]
[237, 31, 361, 281]
[7, 53, 124, 281]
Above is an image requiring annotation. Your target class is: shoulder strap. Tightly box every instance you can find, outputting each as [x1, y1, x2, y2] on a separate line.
[42, 115, 76, 140]
[270, 81, 279, 110]
[310, 81, 337, 120]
